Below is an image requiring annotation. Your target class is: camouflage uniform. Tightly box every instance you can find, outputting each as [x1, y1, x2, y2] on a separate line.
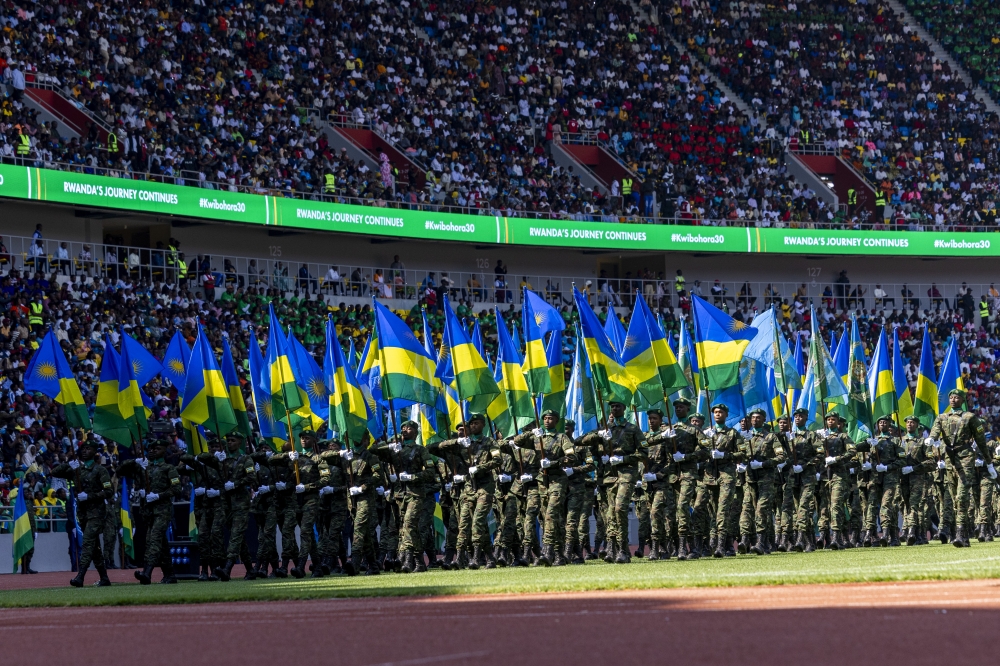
[181, 453, 226, 570]
[694, 423, 744, 557]
[345, 444, 386, 573]
[119, 455, 181, 582]
[930, 409, 994, 545]
[222, 451, 257, 568]
[816, 427, 857, 548]
[494, 451, 520, 561]
[101, 482, 121, 567]
[250, 453, 279, 573]
[900, 430, 937, 544]
[660, 419, 706, 559]
[316, 447, 352, 573]
[863, 434, 906, 545]
[270, 453, 300, 570]
[373, 437, 436, 571]
[786, 428, 824, 551]
[272, 448, 322, 577]
[51, 460, 112, 575]
[644, 424, 678, 559]
[505, 443, 543, 565]
[738, 428, 786, 553]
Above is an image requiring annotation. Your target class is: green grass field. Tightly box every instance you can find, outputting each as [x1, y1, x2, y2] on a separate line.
[5, 541, 1000, 608]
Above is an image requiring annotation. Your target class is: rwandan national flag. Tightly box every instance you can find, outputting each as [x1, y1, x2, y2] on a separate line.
[522, 288, 564, 395]
[574, 287, 633, 405]
[565, 326, 598, 434]
[639, 296, 687, 397]
[182, 324, 237, 437]
[539, 331, 566, 417]
[117, 330, 150, 442]
[24, 329, 91, 429]
[937, 336, 965, 413]
[785, 335, 805, 418]
[120, 477, 134, 560]
[287, 330, 328, 432]
[912, 328, 939, 429]
[221, 338, 253, 439]
[93, 335, 133, 447]
[892, 328, 914, 423]
[604, 309, 627, 355]
[373, 299, 439, 408]
[263, 304, 305, 426]
[691, 294, 757, 390]
[325, 316, 371, 444]
[248, 333, 287, 450]
[496, 310, 535, 428]
[11, 485, 34, 573]
[867, 326, 896, 425]
[187, 482, 198, 540]
[163, 331, 210, 454]
[442, 294, 499, 412]
[806, 309, 849, 411]
[486, 355, 515, 438]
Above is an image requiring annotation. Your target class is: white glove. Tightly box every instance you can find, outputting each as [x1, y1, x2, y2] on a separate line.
[254, 463, 260, 473]
[376, 486, 385, 496]
[532, 428, 544, 437]
[388, 473, 398, 482]
[609, 455, 624, 466]
[643, 472, 657, 482]
[350, 486, 363, 496]
[816, 472, 822, 481]
[875, 464, 888, 473]
[673, 451, 685, 462]
[194, 487, 206, 496]
[265, 450, 274, 458]
[318, 486, 330, 496]
[288, 451, 298, 461]
[295, 484, 306, 494]
[736, 463, 747, 473]
[444, 483, 453, 491]
[792, 464, 803, 474]
[275, 481, 287, 491]
[901, 466, 913, 475]
[69, 459, 80, 470]
[453, 474, 465, 483]
[704, 428, 716, 437]
[563, 467, 574, 477]
[598, 429, 611, 440]
[995, 445, 1000, 457]
[989, 464, 998, 480]
[224, 481, 235, 491]
[458, 437, 472, 448]
[849, 468, 856, 475]
[139, 489, 146, 498]
[206, 488, 220, 498]
[146, 492, 159, 503]
[866, 437, 878, 447]
[138, 458, 149, 469]
[499, 474, 512, 483]
[635, 480, 643, 488]
[749, 460, 763, 470]
[938, 460, 946, 470]
[520, 474, 533, 483]
[540, 458, 552, 469]
[389, 442, 402, 453]
[600, 455, 610, 464]
[215, 451, 227, 462]
[861, 462, 872, 471]
[665, 428, 677, 437]
[258, 485, 271, 494]
[825, 456, 837, 466]
[975, 459, 984, 468]
[777, 462, 786, 471]
[711, 449, 725, 459]
[469, 465, 479, 475]
[343, 450, 354, 461]
[925, 437, 940, 448]
[77, 491, 88, 501]
[399, 472, 413, 482]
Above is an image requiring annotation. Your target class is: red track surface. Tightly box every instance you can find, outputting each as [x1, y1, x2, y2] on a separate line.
[2, 578, 999, 665]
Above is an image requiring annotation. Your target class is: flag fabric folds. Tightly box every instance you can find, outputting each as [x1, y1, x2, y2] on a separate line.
[221, 338, 253, 438]
[187, 482, 199, 540]
[913, 328, 939, 429]
[691, 294, 758, 390]
[287, 330, 328, 431]
[574, 287, 633, 405]
[539, 330, 566, 417]
[937, 337, 965, 413]
[93, 335, 133, 447]
[623, 298, 664, 406]
[566, 328, 599, 433]
[845, 317, 873, 442]
[24, 329, 91, 429]
[496, 310, 535, 427]
[263, 304, 305, 424]
[808, 310, 849, 409]
[164, 331, 210, 454]
[892, 328, 914, 423]
[522, 288, 564, 394]
[867, 326, 897, 425]
[181, 324, 238, 437]
[442, 294, 499, 412]
[120, 477, 134, 560]
[11, 486, 34, 573]
[325, 316, 371, 444]
[248, 332, 287, 450]
[117, 330, 150, 442]
[374, 299, 439, 408]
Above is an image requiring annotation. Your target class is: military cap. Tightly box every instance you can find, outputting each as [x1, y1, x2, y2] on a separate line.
[467, 412, 487, 424]
[688, 414, 705, 424]
[793, 407, 810, 417]
[539, 409, 559, 419]
[78, 438, 100, 451]
[748, 408, 767, 418]
[647, 409, 663, 417]
[298, 430, 317, 440]
[711, 403, 729, 412]
[876, 415, 892, 423]
[904, 415, 920, 423]
[400, 420, 419, 430]
[672, 397, 694, 408]
[777, 414, 791, 422]
[949, 388, 967, 398]
[608, 400, 626, 407]
[227, 431, 247, 441]
[564, 418, 576, 426]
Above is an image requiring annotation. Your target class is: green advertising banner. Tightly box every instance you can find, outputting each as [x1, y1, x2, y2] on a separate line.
[3, 164, 1000, 257]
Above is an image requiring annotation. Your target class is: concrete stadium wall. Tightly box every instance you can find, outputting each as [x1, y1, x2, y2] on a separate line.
[0, 532, 75, 573]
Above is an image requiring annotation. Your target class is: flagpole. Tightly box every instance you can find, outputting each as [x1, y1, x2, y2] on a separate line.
[266, 324, 300, 484]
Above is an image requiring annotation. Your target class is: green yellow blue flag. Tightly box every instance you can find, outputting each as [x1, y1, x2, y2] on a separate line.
[539, 331, 566, 417]
[913, 328, 938, 429]
[187, 482, 198, 540]
[24, 329, 91, 429]
[522, 288, 564, 395]
[374, 299, 439, 408]
[496, 309, 535, 428]
[117, 329, 149, 442]
[221, 338, 253, 439]
[93, 335, 133, 447]
[892, 328, 914, 423]
[937, 337, 965, 413]
[574, 287, 633, 405]
[443, 294, 499, 412]
[163, 331, 209, 454]
[325, 316, 371, 444]
[11, 485, 34, 573]
[248, 333, 287, 450]
[287, 330, 328, 432]
[866, 326, 896, 426]
[566, 325, 599, 433]
[182, 324, 238, 437]
[263, 304, 305, 425]
[691, 294, 757, 390]
[120, 477, 134, 559]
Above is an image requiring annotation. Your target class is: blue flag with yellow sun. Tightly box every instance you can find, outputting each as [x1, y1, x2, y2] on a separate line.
[25, 329, 91, 429]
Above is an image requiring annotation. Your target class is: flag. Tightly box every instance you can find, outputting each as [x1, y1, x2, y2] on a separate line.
[574, 287, 633, 405]
[442, 294, 499, 412]
[522, 288, 564, 394]
[120, 332, 163, 387]
[120, 477, 134, 560]
[496, 310, 535, 428]
[325, 316, 371, 445]
[117, 330, 150, 442]
[892, 328, 914, 423]
[11, 485, 33, 573]
[785, 335, 805, 418]
[691, 294, 758, 390]
[623, 298, 662, 406]
[741, 357, 774, 421]
[249, 332, 288, 450]
[746, 307, 801, 394]
[263, 304, 305, 424]
[937, 337, 964, 413]
[486, 357, 515, 439]
[24, 329, 91, 429]
[808, 310, 848, 408]
[416, 308, 451, 445]
[470, 319, 485, 357]
[221, 338, 253, 438]
[181, 324, 238, 437]
[867, 326, 896, 426]
[93, 335, 133, 447]
[832, 324, 850, 387]
[913, 328, 939, 429]
[674, 323, 702, 408]
[639, 296, 688, 396]
[164, 331, 210, 454]
[844, 317, 873, 442]
[795, 358, 823, 430]
[539, 329, 566, 417]
[187, 482, 199, 540]
[287, 330, 328, 431]
[566, 327, 599, 433]
[374, 299, 438, 408]
[604, 310, 627, 355]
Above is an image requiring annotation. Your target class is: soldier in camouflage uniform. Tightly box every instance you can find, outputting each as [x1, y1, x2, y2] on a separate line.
[816, 413, 857, 550]
[860, 416, 906, 547]
[494, 446, 519, 566]
[375, 421, 436, 574]
[694, 404, 744, 558]
[787, 409, 825, 552]
[503, 425, 544, 567]
[642, 409, 676, 560]
[218, 432, 257, 581]
[973, 435, 996, 543]
[929, 388, 996, 547]
[314, 437, 352, 575]
[900, 415, 936, 546]
[772, 415, 795, 552]
[250, 445, 280, 577]
[344, 432, 387, 575]
[562, 419, 594, 565]
[272, 430, 323, 578]
[570, 417, 599, 560]
[737, 409, 786, 555]
[656, 399, 706, 561]
[180, 438, 226, 581]
[51, 438, 113, 587]
[101, 477, 121, 569]
[269, 441, 299, 576]
[119, 439, 181, 585]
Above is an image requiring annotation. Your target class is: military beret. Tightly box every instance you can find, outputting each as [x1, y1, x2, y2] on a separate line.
[147, 438, 169, 448]
[400, 420, 420, 430]
[564, 418, 576, 426]
[710, 403, 729, 412]
[540, 409, 559, 419]
[876, 415, 892, 423]
[777, 414, 790, 422]
[949, 388, 967, 398]
[688, 414, 705, 423]
[298, 430, 317, 440]
[608, 400, 626, 407]
[904, 415, 920, 423]
[748, 408, 767, 418]
[824, 412, 840, 420]
[646, 409, 663, 417]
[793, 408, 810, 417]
[228, 431, 248, 440]
[467, 412, 487, 424]
[672, 397, 694, 408]
[78, 438, 100, 450]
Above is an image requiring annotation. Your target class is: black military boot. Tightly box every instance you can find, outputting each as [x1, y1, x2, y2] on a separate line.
[343, 552, 359, 576]
[215, 559, 232, 582]
[160, 561, 178, 584]
[399, 550, 415, 574]
[552, 545, 566, 567]
[905, 527, 917, 546]
[274, 558, 289, 578]
[818, 528, 830, 549]
[468, 546, 482, 570]
[95, 565, 112, 587]
[792, 531, 807, 553]
[803, 531, 816, 553]
[484, 547, 497, 570]
[197, 563, 210, 582]
[364, 554, 381, 575]
[689, 536, 702, 560]
[70, 569, 87, 588]
[713, 534, 726, 559]
[878, 527, 888, 548]
[414, 552, 428, 573]
[516, 544, 531, 567]
[135, 565, 154, 585]
[603, 539, 616, 563]
[614, 541, 630, 564]
[828, 530, 840, 551]
[289, 558, 306, 579]
[987, 527, 995, 543]
[572, 545, 586, 565]
[585, 545, 598, 561]
[455, 548, 470, 569]
[660, 539, 674, 560]
[563, 543, 576, 565]
[310, 558, 326, 578]
[750, 534, 767, 556]
[953, 526, 966, 548]
[535, 544, 552, 567]
[646, 540, 660, 561]
[939, 525, 951, 544]
[737, 534, 751, 555]
[978, 524, 988, 543]
[889, 525, 901, 547]
[848, 529, 860, 548]
[22, 554, 37, 574]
